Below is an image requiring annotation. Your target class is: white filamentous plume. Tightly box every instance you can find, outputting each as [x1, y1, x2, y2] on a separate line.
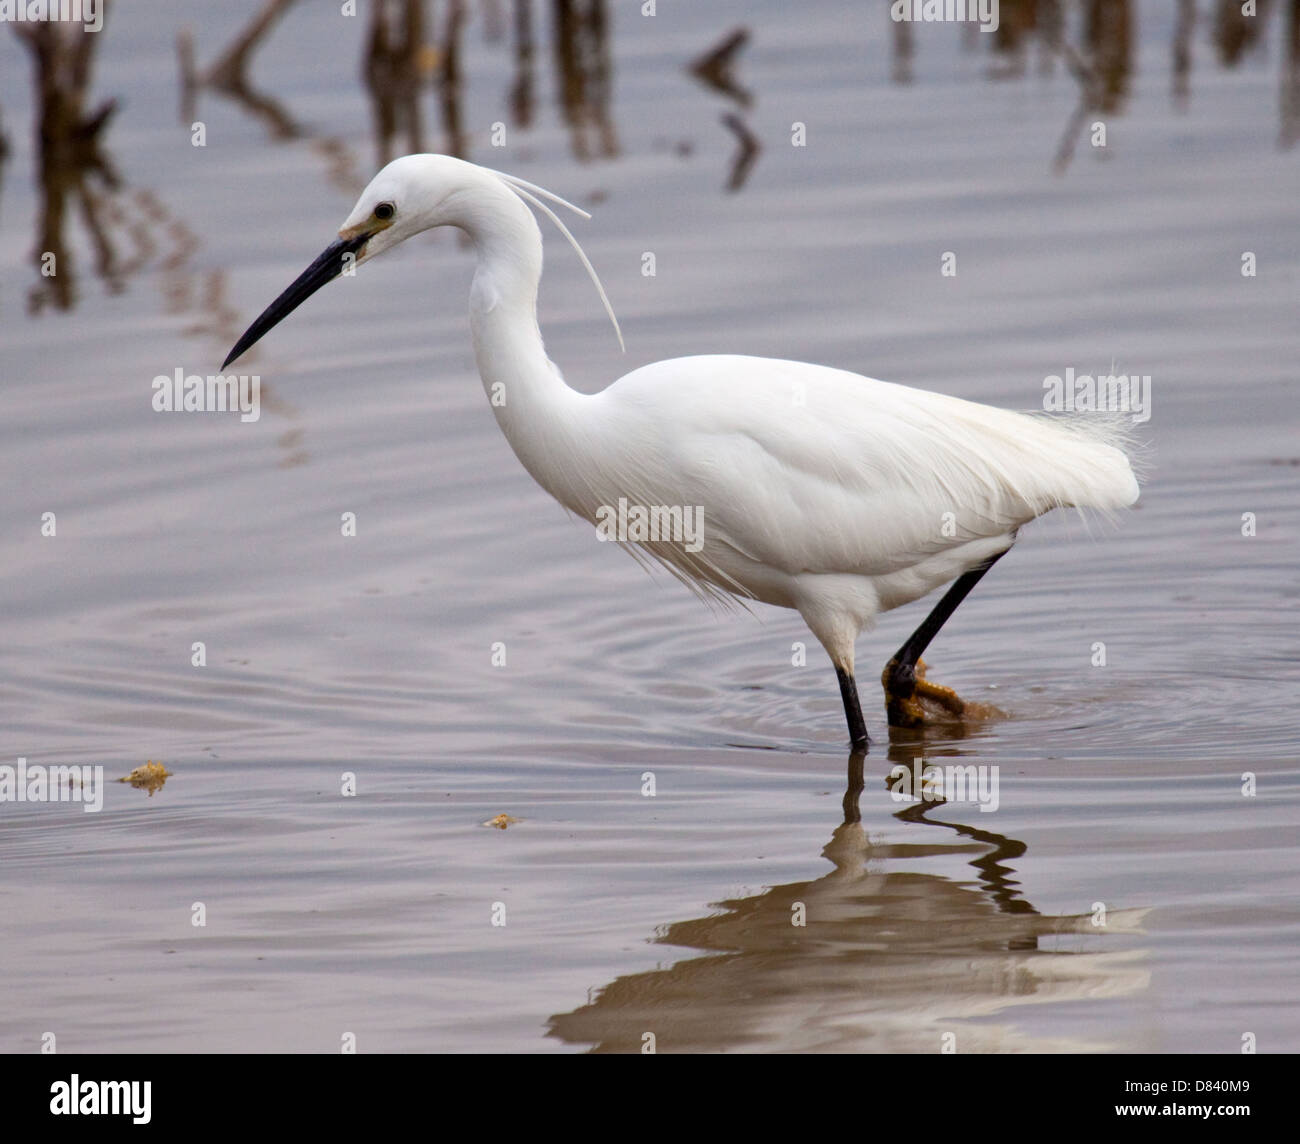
[494, 177, 625, 353]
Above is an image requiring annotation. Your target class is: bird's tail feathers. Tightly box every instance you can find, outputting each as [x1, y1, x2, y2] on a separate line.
[1022, 409, 1146, 514]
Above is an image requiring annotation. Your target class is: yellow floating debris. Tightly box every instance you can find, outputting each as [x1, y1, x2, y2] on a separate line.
[483, 813, 520, 830]
[117, 761, 172, 795]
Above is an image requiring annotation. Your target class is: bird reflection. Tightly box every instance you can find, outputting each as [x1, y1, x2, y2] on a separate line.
[846, 742, 1035, 916]
[549, 740, 1149, 1053]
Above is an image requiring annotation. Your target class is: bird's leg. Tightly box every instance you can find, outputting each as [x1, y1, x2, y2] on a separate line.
[882, 549, 1009, 727]
[836, 666, 870, 751]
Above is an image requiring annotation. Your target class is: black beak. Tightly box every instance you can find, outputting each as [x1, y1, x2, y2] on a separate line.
[222, 232, 372, 369]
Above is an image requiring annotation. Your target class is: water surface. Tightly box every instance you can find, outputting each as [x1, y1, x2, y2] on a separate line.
[1, 0, 1297, 1052]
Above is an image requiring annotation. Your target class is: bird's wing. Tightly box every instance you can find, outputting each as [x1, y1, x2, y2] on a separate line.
[601, 355, 1138, 580]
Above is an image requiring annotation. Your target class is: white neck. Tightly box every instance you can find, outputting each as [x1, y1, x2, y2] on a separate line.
[463, 185, 598, 516]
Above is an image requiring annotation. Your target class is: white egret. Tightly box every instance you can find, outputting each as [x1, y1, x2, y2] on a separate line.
[224, 155, 1139, 749]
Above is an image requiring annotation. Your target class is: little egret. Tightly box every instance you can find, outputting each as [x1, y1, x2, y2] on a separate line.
[224, 155, 1139, 749]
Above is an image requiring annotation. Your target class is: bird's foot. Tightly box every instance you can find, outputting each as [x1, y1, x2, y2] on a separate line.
[882, 657, 966, 728]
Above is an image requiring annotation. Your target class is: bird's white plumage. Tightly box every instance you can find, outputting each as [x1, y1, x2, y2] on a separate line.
[570, 354, 1138, 668]
[593, 354, 1137, 576]
[326, 155, 1141, 682]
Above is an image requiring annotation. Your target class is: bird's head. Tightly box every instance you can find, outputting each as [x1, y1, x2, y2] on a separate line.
[221, 155, 473, 369]
[222, 154, 621, 370]
[337, 154, 482, 264]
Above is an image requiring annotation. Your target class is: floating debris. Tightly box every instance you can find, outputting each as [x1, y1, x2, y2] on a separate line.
[483, 813, 520, 830]
[116, 761, 172, 795]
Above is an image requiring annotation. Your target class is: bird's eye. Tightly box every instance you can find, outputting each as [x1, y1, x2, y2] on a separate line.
[374, 202, 395, 221]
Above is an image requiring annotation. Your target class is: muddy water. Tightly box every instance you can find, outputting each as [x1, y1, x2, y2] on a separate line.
[1, 1, 1297, 1052]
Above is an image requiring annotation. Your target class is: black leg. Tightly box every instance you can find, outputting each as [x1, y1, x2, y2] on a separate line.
[883, 548, 1010, 703]
[836, 666, 870, 750]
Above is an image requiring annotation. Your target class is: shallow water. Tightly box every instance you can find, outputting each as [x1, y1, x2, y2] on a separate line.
[1, 0, 1298, 1052]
